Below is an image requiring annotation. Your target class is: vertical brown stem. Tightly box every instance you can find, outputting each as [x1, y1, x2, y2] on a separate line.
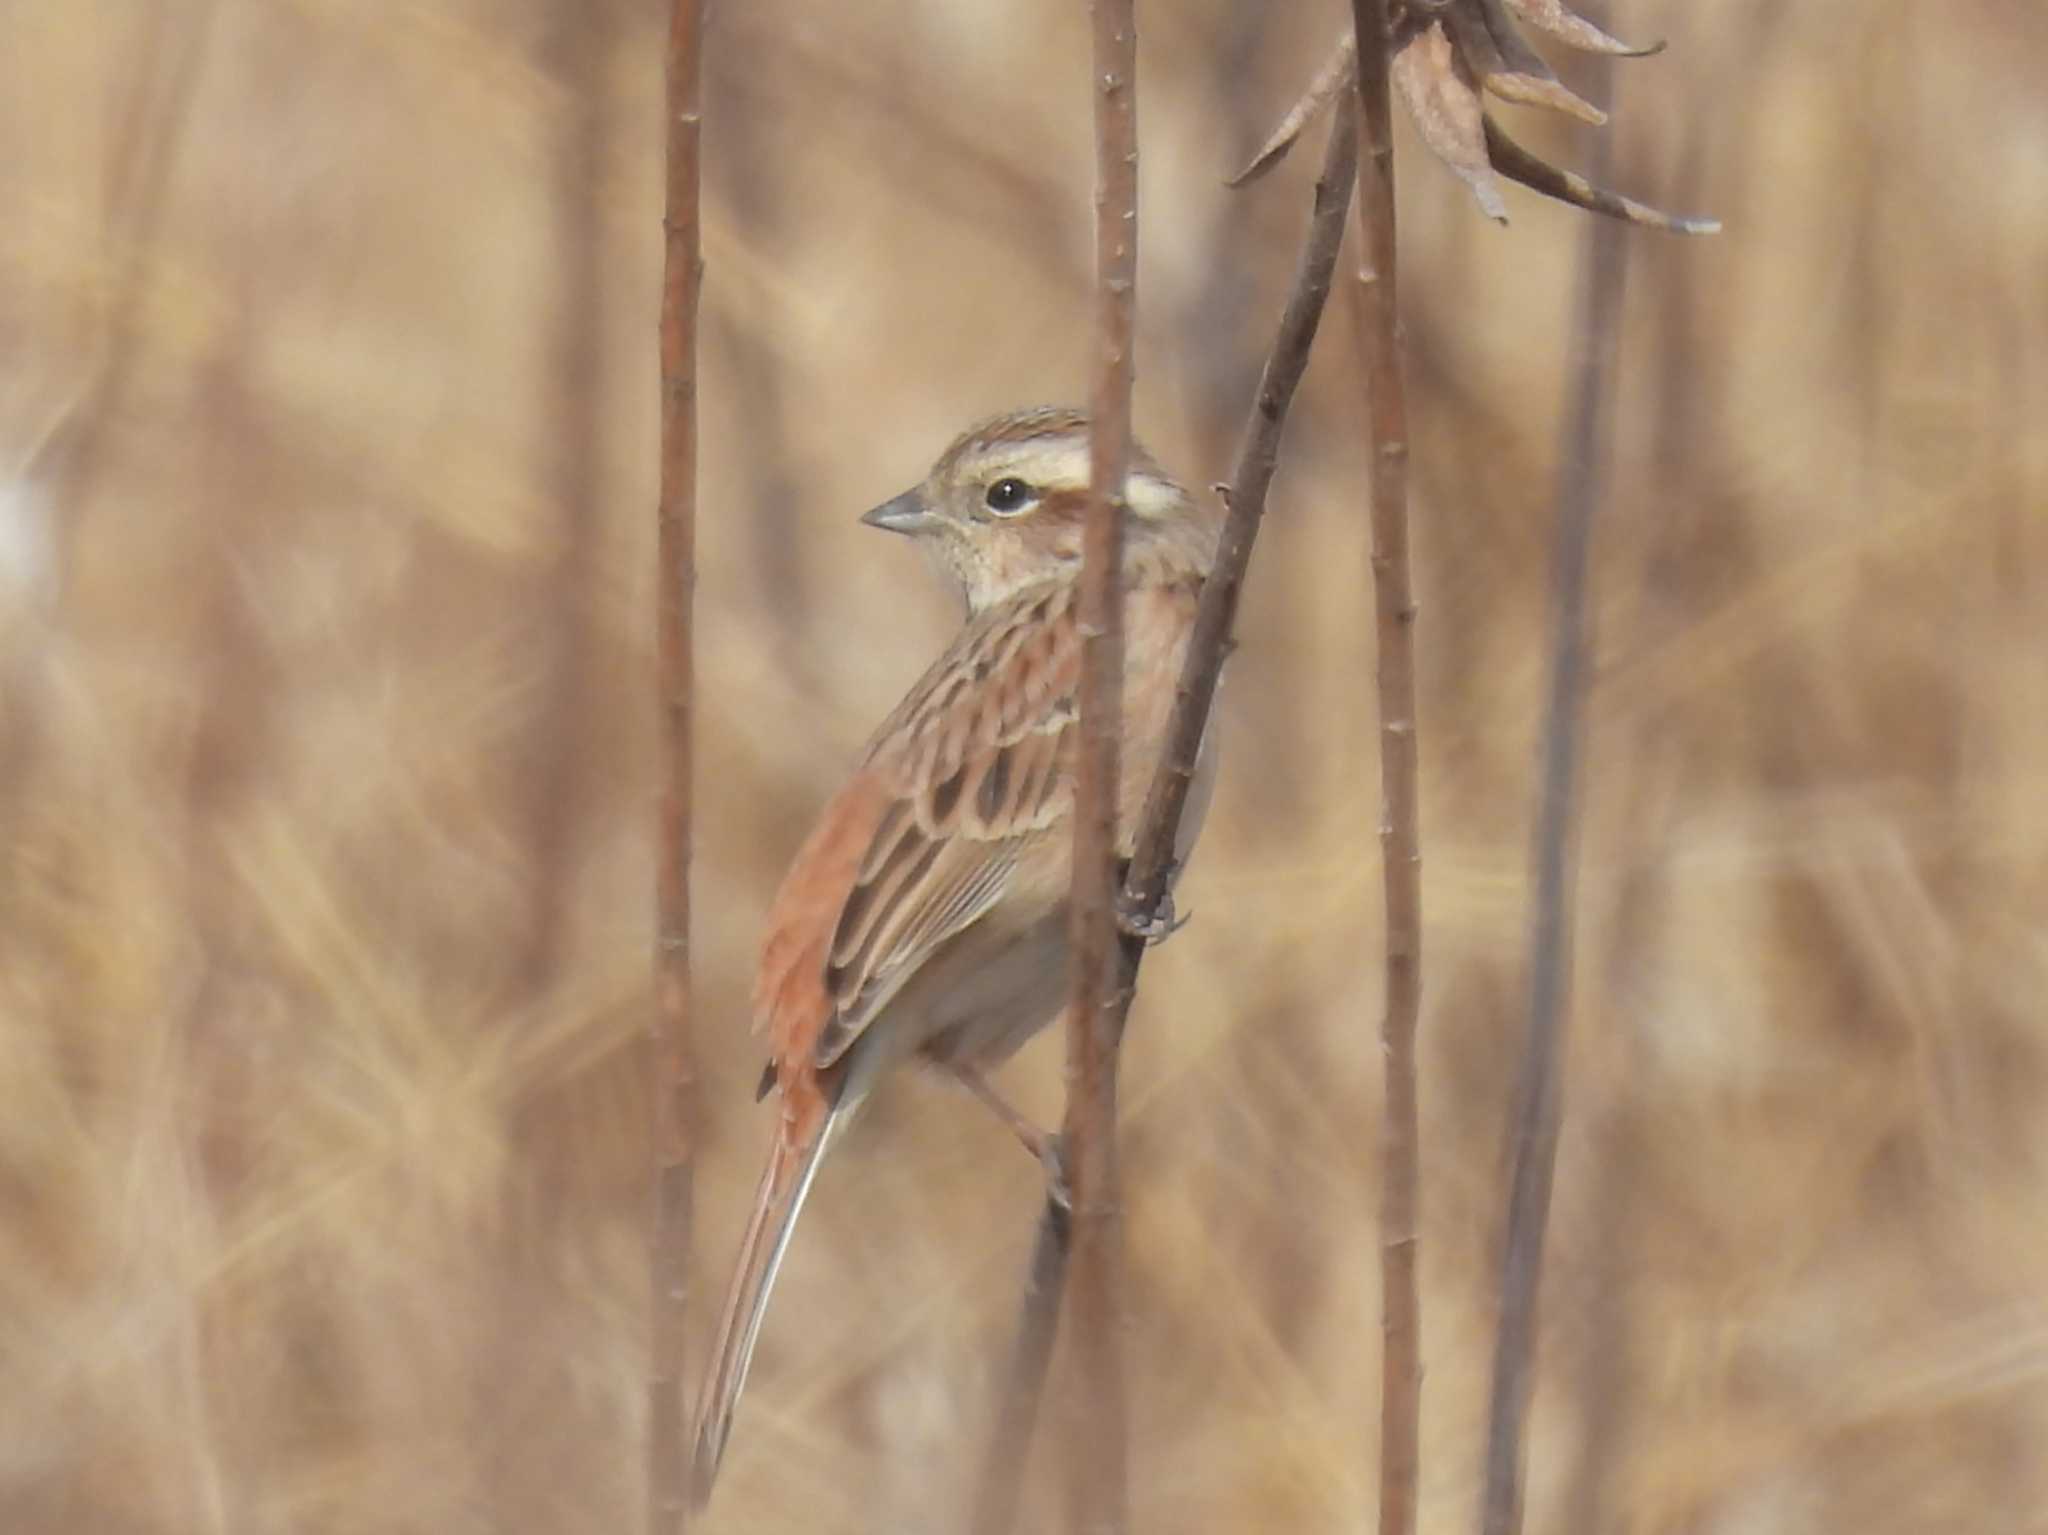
[651, 1, 705, 1532]
[969, 1196, 1074, 1535]
[1478, 34, 1625, 1535]
[1347, 7, 1423, 1535]
[1063, 0, 1138, 1528]
[972, 87, 1361, 1535]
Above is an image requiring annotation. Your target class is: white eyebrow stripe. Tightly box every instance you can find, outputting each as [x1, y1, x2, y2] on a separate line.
[975, 439, 1091, 489]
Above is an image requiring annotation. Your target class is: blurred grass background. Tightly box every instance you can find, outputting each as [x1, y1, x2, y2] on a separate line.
[3, 1, 2046, 1531]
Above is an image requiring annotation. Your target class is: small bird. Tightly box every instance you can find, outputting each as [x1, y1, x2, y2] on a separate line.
[689, 405, 1222, 1505]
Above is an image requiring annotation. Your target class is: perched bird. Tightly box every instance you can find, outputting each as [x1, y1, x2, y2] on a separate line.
[689, 405, 1221, 1504]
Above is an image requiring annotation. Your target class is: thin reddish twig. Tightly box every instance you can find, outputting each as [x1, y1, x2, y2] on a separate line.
[972, 82, 1363, 1535]
[969, 1196, 1072, 1535]
[1347, 6, 1425, 1535]
[1062, 0, 1139, 1525]
[651, 1, 704, 1531]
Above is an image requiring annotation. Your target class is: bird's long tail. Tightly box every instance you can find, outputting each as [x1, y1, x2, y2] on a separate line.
[689, 1103, 843, 1507]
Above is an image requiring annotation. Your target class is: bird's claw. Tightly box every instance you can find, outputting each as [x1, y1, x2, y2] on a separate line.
[1116, 888, 1189, 946]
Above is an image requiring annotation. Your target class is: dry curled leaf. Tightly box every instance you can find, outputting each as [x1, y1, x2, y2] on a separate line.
[1451, 0, 1605, 126]
[1483, 116, 1718, 232]
[1227, 0, 1712, 233]
[1229, 34, 1356, 188]
[1393, 17, 1509, 223]
[1501, 0, 1662, 58]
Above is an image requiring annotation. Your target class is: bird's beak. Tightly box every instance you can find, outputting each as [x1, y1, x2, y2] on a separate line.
[860, 488, 937, 536]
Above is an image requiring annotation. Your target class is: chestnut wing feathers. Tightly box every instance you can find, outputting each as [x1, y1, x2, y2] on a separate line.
[809, 587, 1081, 1070]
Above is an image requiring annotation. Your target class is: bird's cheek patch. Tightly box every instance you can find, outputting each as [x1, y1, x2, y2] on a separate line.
[1126, 471, 1185, 521]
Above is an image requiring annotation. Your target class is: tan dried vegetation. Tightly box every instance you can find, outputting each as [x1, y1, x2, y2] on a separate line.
[1, 2, 2044, 1532]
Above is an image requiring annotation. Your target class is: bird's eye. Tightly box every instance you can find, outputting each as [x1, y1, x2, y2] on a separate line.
[984, 477, 1035, 515]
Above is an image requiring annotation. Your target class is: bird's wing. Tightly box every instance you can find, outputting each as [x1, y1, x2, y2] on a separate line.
[752, 584, 1081, 1085]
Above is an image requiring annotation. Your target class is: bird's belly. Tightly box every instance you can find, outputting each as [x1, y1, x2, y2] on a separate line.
[905, 910, 1070, 1070]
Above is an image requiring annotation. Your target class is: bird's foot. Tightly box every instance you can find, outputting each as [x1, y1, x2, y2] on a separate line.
[948, 1063, 1059, 1166]
[1116, 886, 1190, 945]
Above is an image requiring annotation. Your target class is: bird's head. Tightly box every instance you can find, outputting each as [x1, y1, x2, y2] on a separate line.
[861, 406, 1214, 612]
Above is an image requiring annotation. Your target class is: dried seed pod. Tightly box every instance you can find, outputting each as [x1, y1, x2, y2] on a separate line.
[1229, 0, 1712, 233]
